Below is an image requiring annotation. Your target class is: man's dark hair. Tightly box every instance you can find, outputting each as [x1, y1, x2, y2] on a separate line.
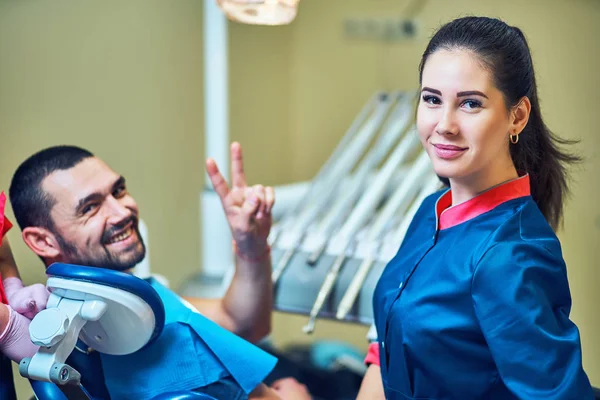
[9, 145, 94, 230]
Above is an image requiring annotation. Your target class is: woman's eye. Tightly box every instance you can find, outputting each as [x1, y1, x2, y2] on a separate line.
[462, 99, 482, 109]
[422, 95, 441, 105]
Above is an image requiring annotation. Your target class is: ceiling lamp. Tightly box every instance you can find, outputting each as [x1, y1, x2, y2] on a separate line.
[216, 0, 301, 26]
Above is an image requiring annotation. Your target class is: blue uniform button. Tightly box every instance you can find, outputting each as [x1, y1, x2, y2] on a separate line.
[399, 282, 403, 288]
[382, 341, 385, 349]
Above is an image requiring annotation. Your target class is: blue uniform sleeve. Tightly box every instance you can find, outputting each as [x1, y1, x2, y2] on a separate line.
[471, 241, 594, 399]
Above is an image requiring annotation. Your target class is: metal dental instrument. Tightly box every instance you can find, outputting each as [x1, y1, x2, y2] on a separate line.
[306, 95, 417, 265]
[272, 93, 395, 283]
[306, 124, 421, 266]
[302, 131, 422, 333]
[335, 152, 433, 320]
[270, 92, 384, 245]
[389, 174, 443, 248]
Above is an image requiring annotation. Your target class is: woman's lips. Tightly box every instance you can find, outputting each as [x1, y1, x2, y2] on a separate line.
[432, 143, 468, 160]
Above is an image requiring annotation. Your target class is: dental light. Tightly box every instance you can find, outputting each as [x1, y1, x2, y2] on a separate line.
[216, 0, 301, 25]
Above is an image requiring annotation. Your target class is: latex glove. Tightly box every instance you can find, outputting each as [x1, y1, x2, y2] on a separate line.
[271, 378, 312, 400]
[206, 142, 275, 259]
[3, 277, 50, 319]
[0, 304, 38, 362]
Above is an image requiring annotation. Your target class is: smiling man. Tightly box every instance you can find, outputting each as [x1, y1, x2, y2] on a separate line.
[37, 166, 143, 270]
[8, 144, 284, 399]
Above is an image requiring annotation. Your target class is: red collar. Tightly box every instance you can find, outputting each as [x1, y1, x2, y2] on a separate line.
[435, 175, 531, 230]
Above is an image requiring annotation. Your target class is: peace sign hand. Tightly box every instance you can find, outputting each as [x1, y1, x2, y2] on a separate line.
[206, 142, 274, 260]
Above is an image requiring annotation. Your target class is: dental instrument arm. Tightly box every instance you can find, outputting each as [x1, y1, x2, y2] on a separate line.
[303, 131, 421, 333]
[270, 92, 383, 244]
[336, 152, 433, 319]
[271, 95, 394, 283]
[308, 117, 419, 266]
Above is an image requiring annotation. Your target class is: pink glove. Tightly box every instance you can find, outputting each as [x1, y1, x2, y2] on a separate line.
[0, 304, 38, 362]
[3, 277, 50, 320]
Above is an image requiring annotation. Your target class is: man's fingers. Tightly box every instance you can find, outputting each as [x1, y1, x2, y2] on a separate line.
[253, 185, 266, 219]
[231, 142, 247, 189]
[265, 186, 275, 215]
[206, 158, 230, 200]
[229, 188, 246, 208]
[241, 192, 260, 218]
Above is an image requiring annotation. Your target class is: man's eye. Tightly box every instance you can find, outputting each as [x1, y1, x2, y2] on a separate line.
[113, 186, 127, 197]
[82, 204, 98, 214]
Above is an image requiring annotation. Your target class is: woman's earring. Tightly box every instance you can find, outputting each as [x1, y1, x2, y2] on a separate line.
[509, 133, 519, 144]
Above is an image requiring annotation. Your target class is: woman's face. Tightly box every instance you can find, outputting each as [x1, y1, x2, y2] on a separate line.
[417, 49, 515, 186]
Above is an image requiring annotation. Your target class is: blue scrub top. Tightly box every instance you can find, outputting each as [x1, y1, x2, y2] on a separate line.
[0, 354, 17, 400]
[373, 175, 593, 399]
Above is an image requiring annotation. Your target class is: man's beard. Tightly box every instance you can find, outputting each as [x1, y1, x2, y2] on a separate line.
[55, 219, 146, 272]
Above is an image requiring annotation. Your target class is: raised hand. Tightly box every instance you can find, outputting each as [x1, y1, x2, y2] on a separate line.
[206, 142, 275, 260]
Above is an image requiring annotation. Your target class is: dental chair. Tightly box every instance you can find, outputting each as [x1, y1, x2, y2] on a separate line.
[19, 263, 216, 400]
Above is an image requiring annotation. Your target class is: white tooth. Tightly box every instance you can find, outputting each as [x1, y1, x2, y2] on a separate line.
[107, 226, 136, 244]
[108, 228, 133, 244]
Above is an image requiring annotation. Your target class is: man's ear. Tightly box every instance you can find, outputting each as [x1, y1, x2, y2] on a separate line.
[22, 227, 61, 259]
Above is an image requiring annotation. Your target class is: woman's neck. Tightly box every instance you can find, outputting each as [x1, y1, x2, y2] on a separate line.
[449, 164, 519, 206]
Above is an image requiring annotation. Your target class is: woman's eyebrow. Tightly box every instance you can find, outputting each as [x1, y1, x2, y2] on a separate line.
[421, 87, 441, 95]
[457, 90, 488, 99]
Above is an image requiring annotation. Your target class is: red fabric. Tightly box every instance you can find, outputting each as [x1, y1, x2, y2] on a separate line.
[0, 191, 12, 238]
[0, 191, 12, 305]
[364, 342, 380, 366]
[0, 273, 7, 305]
[1, 218, 12, 239]
[436, 175, 531, 230]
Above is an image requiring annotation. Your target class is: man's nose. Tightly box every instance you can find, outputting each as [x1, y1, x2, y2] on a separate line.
[105, 196, 132, 223]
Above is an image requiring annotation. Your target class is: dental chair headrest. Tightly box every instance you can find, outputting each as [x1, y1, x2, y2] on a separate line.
[45, 263, 165, 354]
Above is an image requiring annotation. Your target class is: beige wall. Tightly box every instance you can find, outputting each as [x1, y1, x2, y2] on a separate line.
[0, 0, 206, 291]
[0, 0, 598, 398]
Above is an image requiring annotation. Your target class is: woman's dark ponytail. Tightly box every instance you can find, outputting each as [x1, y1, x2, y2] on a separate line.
[419, 17, 581, 230]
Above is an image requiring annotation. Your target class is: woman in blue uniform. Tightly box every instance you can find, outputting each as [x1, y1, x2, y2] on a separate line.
[359, 16, 594, 399]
